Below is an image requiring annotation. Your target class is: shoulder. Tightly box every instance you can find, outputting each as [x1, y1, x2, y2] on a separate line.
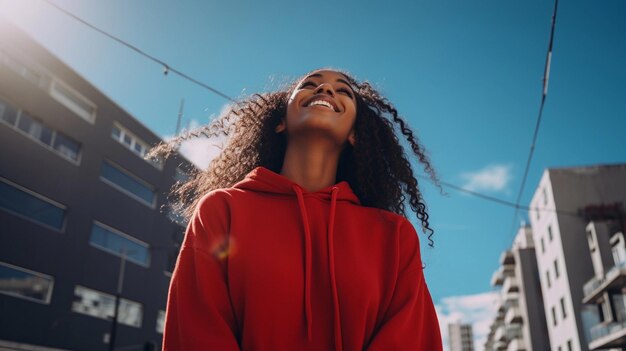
[375, 209, 422, 272]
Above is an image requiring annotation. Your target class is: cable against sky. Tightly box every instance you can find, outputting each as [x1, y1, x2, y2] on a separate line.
[37, 0, 572, 220]
[509, 0, 560, 236]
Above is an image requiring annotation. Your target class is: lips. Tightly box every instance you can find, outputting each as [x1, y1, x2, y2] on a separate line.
[303, 95, 340, 113]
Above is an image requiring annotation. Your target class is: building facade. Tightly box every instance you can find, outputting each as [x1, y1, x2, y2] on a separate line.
[581, 202, 626, 350]
[0, 20, 192, 350]
[485, 224, 550, 351]
[528, 164, 626, 351]
[448, 322, 474, 351]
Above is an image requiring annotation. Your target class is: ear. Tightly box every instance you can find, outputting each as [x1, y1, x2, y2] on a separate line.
[275, 119, 286, 133]
[348, 130, 356, 146]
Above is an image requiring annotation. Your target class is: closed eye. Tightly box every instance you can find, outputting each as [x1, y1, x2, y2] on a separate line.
[299, 81, 354, 98]
[337, 88, 353, 98]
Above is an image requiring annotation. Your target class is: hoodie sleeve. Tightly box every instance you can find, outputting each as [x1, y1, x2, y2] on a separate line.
[366, 219, 443, 351]
[163, 191, 241, 351]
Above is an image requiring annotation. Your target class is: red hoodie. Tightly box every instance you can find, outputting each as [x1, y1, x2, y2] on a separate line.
[163, 166, 443, 350]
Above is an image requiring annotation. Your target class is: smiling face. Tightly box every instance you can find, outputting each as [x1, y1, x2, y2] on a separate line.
[277, 69, 357, 148]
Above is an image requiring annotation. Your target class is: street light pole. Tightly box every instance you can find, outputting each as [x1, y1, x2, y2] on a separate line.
[108, 247, 128, 351]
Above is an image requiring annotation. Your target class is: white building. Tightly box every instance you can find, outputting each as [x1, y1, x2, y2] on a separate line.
[484, 225, 550, 351]
[449, 322, 474, 351]
[528, 163, 626, 351]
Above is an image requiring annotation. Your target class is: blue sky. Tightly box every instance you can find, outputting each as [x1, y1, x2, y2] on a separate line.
[2, 0, 625, 348]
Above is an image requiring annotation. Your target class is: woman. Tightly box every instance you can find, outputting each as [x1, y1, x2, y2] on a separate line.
[149, 68, 444, 350]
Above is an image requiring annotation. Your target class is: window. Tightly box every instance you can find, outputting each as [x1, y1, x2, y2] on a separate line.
[611, 234, 626, 266]
[100, 160, 156, 208]
[71, 285, 142, 327]
[567, 340, 572, 351]
[542, 187, 548, 205]
[0, 97, 81, 163]
[541, 237, 546, 254]
[552, 306, 557, 326]
[156, 310, 166, 334]
[89, 222, 150, 267]
[561, 297, 567, 318]
[49, 79, 96, 123]
[111, 123, 163, 170]
[17, 110, 53, 145]
[546, 270, 551, 288]
[554, 259, 560, 278]
[0, 261, 54, 304]
[558, 347, 562, 351]
[0, 98, 18, 125]
[548, 225, 553, 242]
[0, 177, 66, 231]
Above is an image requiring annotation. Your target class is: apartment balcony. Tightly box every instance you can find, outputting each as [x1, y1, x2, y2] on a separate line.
[493, 340, 507, 351]
[492, 268, 505, 286]
[505, 306, 523, 325]
[500, 249, 515, 265]
[506, 337, 526, 351]
[502, 275, 520, 294]
[583, 260, 626, 304]
[492, 264, 516, 287]
[589, 320, 626, 350]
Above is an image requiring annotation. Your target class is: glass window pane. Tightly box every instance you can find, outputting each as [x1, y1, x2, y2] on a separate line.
[156, 310, 165, 334]
[111, 125, 121, 140]
[90, 223, 149, 266]
[133, 141, 143, 154]
[123, 134, 132, 146]
[72, 286, 142, 327]
[52, 82, 95, 120]
[52, 132, 80, 161]
[0, 180, 65, 230]
[0, 262, 53, 303]
[100, 161, 155, 205]
[17, 111, 52, 146]
[0, 99, 18, 126]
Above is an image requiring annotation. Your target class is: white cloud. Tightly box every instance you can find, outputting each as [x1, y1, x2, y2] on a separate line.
[459, 164, 513, 194]
[436, 291, 500, 351]
[177, 133, 230, 170]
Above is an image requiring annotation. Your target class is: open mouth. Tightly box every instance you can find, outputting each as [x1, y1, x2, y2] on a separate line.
[304, 98, 339, 112]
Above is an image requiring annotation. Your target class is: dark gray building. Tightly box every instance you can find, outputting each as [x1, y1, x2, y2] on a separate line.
[0, 20, 192, 351]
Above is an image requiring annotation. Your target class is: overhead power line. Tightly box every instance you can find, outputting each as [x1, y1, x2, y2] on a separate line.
[38, 0, 573, 220]
[40, 0, 236, 102]
[509, 0, 560, 233]
[416, 174, 578, 218]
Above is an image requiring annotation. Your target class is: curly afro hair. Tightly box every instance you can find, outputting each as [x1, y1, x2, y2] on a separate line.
[146, 67, 443, 247]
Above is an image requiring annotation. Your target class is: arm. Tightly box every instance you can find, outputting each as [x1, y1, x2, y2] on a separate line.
[163, 191, 241, 351]
[366, 219, 443, 351]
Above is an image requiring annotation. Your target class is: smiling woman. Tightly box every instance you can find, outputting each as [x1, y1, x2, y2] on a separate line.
[146, 67, 444, 351]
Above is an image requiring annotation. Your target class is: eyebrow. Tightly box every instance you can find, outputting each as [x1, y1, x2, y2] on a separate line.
[303, 73, 354, 92]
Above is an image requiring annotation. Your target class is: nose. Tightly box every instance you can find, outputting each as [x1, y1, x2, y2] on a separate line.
[314, 82, 335, 97]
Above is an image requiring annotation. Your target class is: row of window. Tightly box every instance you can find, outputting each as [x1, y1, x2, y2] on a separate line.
[111, 123, 164, 170]
[0, 261, 166, 332]
[0, 176, 182, 271]
[1, 95, 165, 174]
[0, 160, 157, 231]
[545, 257, 560, 289]
[0, 97, 81, 163]
[1, 47, 96, 123]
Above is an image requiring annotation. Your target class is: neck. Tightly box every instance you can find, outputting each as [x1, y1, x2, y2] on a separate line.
[280, 137, 343, 193]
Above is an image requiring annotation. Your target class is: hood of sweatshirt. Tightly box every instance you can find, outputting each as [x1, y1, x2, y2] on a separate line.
[232, 166, 361, 351]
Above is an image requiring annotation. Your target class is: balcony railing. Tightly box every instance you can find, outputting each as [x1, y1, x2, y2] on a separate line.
[583, 260, 626, 300]
[589, 320, 626, 349]
[506, 337, 525, 351]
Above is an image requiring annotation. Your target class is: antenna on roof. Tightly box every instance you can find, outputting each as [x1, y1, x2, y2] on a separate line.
[175, 98, 185, 136]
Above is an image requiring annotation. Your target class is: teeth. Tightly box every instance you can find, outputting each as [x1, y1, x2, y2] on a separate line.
[307, 100, 335, 111]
